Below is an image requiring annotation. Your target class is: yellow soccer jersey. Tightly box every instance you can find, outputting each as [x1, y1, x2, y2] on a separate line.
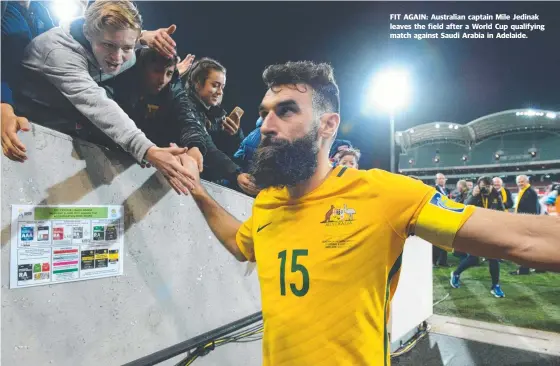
[236, 166, 475, 366]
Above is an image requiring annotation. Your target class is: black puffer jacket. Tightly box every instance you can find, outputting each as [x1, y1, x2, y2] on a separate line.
[181, 87, 243, 183]
[106, 51, 243, 185]
[103, 49, 207, 156]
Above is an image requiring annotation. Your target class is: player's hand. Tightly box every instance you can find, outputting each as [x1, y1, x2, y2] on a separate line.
[237, 173, 261, 196]
[144, 145, 195, 195]
[472, 186, 480, 196]
[1, 103, 30, 162]
[171, 143, 204, 195]
[222, 116, 240, 136]
[140, 25, 177, 59]
[185, 146, 204, 173]
[177, 54, 195, 77]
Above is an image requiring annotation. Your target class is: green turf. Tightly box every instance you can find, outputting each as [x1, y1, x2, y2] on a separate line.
[433, 255, 560, 333]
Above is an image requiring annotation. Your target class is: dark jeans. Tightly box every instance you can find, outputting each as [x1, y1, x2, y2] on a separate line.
[455, 254, 500, 286]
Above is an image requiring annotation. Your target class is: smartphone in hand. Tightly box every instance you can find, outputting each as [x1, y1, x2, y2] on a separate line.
[229, 106, 244, 123]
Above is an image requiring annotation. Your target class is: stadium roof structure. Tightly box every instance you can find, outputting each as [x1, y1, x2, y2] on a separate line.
[396, 109, 560, 151]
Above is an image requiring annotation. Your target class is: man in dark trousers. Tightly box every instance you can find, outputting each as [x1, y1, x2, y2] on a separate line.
[511, 175, 540, 275]
[433, 173, 449, 266]
[450, 176, 506, 297]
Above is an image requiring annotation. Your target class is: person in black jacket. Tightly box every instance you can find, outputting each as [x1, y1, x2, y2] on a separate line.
[450, 176, 506, 298]
[511, 175, 540, 275]
[182, 58, 245, 158]
[181, 58, 259, 195]
[102, 47, 207, 171]
[105, 49, 258, 196]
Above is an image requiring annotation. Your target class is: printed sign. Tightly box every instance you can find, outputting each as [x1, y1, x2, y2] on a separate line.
[10, 205, 124, 289]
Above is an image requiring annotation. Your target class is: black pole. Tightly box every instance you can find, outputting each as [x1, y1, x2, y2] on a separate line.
[122, 311, 263, 366]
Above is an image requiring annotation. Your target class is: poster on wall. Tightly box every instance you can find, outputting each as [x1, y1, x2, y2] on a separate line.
[10, 205, 124, 289]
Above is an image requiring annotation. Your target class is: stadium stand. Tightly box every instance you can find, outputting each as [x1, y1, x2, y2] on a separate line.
[396, 109, 560, 192]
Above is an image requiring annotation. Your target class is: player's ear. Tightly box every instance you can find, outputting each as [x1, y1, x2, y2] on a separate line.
[319, 113, 340, 140]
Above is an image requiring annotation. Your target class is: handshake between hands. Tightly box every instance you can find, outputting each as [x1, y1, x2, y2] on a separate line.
[142, 143, 261, 197]
[141, 143, 203, 195]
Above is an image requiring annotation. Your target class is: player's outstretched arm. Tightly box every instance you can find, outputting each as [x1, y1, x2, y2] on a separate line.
[454, 208, 560, 271]
[178, 152, 247, 262]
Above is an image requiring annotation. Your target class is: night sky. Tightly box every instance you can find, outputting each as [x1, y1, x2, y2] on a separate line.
[136, 1, 560, 170]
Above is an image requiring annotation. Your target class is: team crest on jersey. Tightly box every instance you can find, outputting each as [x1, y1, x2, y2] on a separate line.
[320, 204, 356, 226]
[429, 192, 465, 213]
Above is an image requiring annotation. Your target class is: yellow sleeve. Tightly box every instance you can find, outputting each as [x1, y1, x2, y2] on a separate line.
[414, 191, 475, 251]
[235, 216, 256, 262]
[368, 170, 475, 251]
[368, 170, 435, 238]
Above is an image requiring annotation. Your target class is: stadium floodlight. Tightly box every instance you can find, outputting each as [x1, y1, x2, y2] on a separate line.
[52, 0, 83, 22]
[526, 110, 537, 117]
[546, 112, 557, 119]
[435, 123, 440, 129]
[366, 68, 411, 173]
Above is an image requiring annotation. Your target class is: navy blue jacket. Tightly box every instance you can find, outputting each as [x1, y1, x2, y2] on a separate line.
[234, 117, 263, 171]
[1, 1, 54, 104]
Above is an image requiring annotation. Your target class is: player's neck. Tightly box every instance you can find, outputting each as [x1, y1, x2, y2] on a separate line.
[287, 157, 333, 199]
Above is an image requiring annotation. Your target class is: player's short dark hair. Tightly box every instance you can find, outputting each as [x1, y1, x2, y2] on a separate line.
[138, 47, 177, 70]
[187, 57, 226, 88]
[262, 61, 340, 115]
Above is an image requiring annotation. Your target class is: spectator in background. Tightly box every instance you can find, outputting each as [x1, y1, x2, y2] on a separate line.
[10, 0, 196, 195]
[337, 148, 361, 169]
[511, 174, 540, 275]
[493, 177, 513, 211]
[455, 180, 469, 204]
[435, 173, 448, 196]
[450, 176, 506, 298]
[466, 180, 474, 192]
[182, 58, 245, 158]
[433, 172, 449, 267]
[181, 57, 259, 196]
[234, 117, 263, 172]
[1, 0, 56, 162]
[541, 183, 559, 216]
[329, 139, 352, 165]
[103, 47, 208, 171]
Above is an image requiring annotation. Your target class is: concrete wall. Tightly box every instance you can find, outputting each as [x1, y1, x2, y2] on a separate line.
[1, 124, 262, 366]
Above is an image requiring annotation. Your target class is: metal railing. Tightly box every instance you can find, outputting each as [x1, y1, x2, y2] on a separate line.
[123, 311, 263, 366]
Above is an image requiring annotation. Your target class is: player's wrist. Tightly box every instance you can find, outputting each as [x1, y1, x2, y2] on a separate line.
[190, 184, 209, 202]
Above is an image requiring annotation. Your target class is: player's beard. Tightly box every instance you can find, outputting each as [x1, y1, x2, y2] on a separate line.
[249, 124, 320, 190]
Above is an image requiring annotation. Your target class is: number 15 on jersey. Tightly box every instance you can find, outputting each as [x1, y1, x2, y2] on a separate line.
[278, 249, 309, 297]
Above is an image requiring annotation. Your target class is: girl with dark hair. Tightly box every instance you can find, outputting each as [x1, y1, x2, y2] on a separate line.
[179, 58, 258, 195]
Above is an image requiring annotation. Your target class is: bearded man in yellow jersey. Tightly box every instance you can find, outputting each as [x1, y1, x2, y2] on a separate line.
[177, 61, 560, 366]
